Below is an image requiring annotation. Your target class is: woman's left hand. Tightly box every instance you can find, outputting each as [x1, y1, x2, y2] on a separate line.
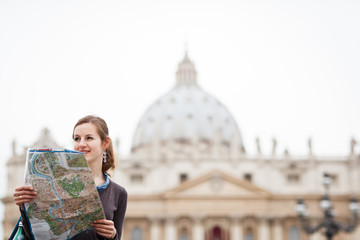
[92, 219, 117, 239]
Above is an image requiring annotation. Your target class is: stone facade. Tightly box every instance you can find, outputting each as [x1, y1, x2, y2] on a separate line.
[2, 55, 360, 240]
[113, 155, 360, 240]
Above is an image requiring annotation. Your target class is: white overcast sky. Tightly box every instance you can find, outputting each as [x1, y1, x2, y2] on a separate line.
[0, 0, 360, 237]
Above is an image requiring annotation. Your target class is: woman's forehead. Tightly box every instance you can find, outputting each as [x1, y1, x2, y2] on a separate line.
[74, 123, 98, 134]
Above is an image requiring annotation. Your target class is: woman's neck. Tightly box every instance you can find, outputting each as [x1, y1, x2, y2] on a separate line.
[93, 171, 106, 186]
[89, 162, 105, 186]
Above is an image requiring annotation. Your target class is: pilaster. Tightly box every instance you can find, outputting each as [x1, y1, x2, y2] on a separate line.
[165, 215, 177, 240]
[272, 218, 283, 240]
[149, 216, 162, 240]
[191, 215, 205, 240]
[230, 215, 243, 240]
[258, 218, 270, 240]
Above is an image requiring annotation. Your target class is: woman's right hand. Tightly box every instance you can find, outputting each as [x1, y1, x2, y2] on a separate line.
[14, 186, 37, 209]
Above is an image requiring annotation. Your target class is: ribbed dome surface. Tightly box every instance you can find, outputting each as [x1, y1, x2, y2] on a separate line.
[131, 54, 244, 154]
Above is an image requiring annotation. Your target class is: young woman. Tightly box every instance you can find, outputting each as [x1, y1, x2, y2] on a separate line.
[13, 115, 128, 240]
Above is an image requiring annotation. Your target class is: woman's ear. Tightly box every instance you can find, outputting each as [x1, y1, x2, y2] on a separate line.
[103, 137, 110, 150]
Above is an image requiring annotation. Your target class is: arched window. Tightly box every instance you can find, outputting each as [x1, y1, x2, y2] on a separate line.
[289, 226, 301, 240]
[245, 227, 254, 240]
[180, 227, 189, 240]
[131, 226, 143, 240]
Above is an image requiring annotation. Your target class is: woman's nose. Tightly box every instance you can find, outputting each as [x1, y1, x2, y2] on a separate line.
[79, 139, 87, 146]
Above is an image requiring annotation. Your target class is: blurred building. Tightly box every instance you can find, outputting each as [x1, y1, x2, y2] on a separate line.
[3, 54, 360, 240]
[2, 128, 61, 239]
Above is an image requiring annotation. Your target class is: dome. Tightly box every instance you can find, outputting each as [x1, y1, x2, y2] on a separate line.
[131, 53, 245, 157]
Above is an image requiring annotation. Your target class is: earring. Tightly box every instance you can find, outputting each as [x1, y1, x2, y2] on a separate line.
[103, 151, 107, 163]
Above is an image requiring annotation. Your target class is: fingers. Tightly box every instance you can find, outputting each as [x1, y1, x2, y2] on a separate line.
[14, 186, 37, 197]
[92, 219, 116, 239]
[92, 219, 113, 225]
[15, 186, 35, 192]
[13, 186, 37, 207]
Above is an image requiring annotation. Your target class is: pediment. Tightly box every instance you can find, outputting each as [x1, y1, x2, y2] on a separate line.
[163, 169, 271, 199]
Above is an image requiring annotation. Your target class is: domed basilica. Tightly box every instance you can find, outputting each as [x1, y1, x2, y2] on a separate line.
[2, 54, 360, 240]
[131, 52, 244, 162]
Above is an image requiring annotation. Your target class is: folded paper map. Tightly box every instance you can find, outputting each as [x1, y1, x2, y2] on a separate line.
[24, 148, 105, 240]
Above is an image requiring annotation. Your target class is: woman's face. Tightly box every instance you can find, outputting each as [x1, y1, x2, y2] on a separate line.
[73, 123, 107, 165]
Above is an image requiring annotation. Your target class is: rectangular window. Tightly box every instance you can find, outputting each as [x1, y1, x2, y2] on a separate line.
[287, 174, 300, 184]
[180, 173, 188, 183]
[131, 174, 143, 183]
[244, 173, 252, 182]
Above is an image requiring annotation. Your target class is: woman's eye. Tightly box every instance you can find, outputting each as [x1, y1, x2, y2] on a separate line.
[74, 137, 80, 141]
[87, 136, 93, 140]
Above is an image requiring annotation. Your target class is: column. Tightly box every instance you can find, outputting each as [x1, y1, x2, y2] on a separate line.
[149, 217, 162, 240]
[230, 217, 243, 240]
[192, 215, 205, 240]
[165, 216, 177, 240]
[257, 218, 270, 240]
[272, 219, 283, 240]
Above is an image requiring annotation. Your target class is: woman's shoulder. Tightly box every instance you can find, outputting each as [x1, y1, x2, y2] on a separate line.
[108, 180, 128, 197]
